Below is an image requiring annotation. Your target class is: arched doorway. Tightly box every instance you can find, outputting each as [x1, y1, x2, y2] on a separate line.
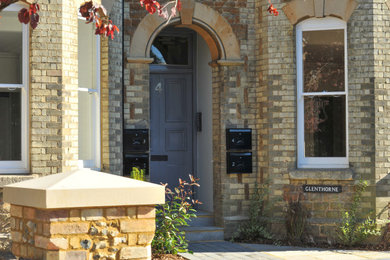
[148, 26, 213, 212]
[125, 1, 243, 221]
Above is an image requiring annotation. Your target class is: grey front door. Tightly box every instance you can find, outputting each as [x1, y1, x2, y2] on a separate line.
[150, 73, 193, 187]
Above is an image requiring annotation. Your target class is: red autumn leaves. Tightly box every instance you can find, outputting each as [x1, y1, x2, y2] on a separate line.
[79, 1, 119, 39]
[18, 3, 39, 29]
[267, 0, 279, 16]
[140, 0, 182, 21]
[2, 0, 279, 39]
[140, 0, 161, 15]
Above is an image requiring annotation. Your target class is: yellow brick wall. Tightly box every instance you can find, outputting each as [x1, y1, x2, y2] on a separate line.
[30, 0, 80, 175]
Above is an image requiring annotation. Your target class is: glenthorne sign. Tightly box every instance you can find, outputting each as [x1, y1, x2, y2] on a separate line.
[303, 185, 342, 193]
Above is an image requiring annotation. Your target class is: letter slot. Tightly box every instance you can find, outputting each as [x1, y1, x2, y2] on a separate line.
[226, 128, 252, 150]
[124, 129, 149, 152]
[227, 152, 252, 174]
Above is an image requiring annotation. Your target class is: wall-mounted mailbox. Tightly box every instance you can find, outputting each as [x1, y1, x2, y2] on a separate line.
[227, 152, 252, 174]
[124, 129, 149, 152]
[124, 153, 149, 177]
[226, 128, 252, 150]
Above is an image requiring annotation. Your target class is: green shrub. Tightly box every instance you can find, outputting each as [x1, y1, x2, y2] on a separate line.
[338, 180, 381, 246]
[232, 182, 273, 242]
[152, 175, 200, 255]
[130, 167, 145, 181]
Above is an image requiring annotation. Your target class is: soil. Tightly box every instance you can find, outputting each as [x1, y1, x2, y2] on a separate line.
[152, 254, 188, 260]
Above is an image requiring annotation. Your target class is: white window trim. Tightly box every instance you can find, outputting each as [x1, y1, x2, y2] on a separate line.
[0, 6, 29, 174]
[77, 19, 101, 170]
[296, 17, 349, 169]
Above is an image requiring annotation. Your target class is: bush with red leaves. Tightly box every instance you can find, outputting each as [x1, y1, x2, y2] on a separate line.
[18, 3, 39, 29]
[1, 0, 278, 39]
[79, 1, 119, 39]
[267, 0, 279, 16]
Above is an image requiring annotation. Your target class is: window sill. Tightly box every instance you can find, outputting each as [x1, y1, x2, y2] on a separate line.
[289, 168, 354, 181]
[0, 174, 37, 188]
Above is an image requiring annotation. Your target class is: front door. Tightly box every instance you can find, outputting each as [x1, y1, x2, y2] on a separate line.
[150, 73, 194, 187]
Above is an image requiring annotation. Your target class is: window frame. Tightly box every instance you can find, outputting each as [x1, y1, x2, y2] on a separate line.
[0, 4, 29, 174]
[77, 17, 101, 170]
[296, 17, 349, 169]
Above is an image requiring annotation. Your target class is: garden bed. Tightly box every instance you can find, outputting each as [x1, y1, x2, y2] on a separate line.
[152, 254, 188, 260]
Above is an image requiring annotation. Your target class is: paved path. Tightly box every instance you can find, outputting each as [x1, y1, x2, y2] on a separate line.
[180, 241, 390, 260]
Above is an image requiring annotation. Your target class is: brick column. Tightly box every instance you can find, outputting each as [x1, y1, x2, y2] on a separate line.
[101, 0, 124, 175]
[4, 169, 165, 260]
[30, 0, 79, 175]
[373, 1, 390, 220]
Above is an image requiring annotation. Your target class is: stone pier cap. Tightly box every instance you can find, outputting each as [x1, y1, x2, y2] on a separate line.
[4, 169, 165, 209]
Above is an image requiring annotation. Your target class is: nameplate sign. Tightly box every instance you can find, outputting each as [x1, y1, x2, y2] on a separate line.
[303, 185, 342, 193]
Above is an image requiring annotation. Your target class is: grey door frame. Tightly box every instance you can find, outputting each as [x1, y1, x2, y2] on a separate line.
[149, 28, 198, 184]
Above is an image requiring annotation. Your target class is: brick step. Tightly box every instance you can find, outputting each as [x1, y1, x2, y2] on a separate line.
[181, 226, 224, 242]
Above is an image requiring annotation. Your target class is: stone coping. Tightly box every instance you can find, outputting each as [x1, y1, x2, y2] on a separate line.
[4, 169, 165, 209]
[0, 175, 37, 188]
[289, 168, 354, 181]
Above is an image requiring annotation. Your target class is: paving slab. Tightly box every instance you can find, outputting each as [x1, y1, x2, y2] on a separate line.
[180, 241, 390, 260]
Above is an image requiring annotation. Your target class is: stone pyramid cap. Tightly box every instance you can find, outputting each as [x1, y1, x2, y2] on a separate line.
[4, 169, 165, 209]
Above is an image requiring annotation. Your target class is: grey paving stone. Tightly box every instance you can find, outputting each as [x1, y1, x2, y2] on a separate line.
[180, 241, 390, 260]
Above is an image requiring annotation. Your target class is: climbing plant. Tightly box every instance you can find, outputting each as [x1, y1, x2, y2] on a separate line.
[1, 0, 278, 39]
[0, 0, 184, 38]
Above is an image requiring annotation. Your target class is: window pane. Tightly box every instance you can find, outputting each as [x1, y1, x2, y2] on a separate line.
[78, 91, 93, 160]
[303, 29, 344, 92]
[78, 20, 97, 90]
[304, 96, 346, 157]
[78, 20, 97, 161]
[0, 89, 21, 160]
[151, 36, 189, 65]
[0, 12, 23, 84]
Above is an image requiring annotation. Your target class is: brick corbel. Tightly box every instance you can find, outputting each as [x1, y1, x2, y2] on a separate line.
[180, 0, 195, 25]
[282, 0, 358, 25]
[127, 57, 154, 64]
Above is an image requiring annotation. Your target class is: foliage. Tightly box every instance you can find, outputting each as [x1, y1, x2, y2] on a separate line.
[267, 0, 279, 16]
[232, 182, 274, 242]
[285, 197, 309, 243]
[79, 1, 119, 39]
[0, 0, 184, 38]
[152, 175, 201, 255]
[18, 2, 39, 28]
[338, 180, 381, 246]
[141, 0, 181, 22]
[130, 167, 145, 181]
[2, 0, 277, 34]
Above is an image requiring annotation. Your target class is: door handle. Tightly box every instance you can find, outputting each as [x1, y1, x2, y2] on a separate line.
[151, 155, 168, 161]
[196, 112, 202, 132]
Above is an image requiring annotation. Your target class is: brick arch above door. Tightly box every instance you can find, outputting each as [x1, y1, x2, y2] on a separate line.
[128, 1, 242, 65]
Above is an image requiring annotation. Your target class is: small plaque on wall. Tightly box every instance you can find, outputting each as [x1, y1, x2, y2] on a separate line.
[303, 185, 342, 193]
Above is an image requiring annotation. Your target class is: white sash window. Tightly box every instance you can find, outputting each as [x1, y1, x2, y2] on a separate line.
[78, 19, 101, 170]
[296, 18, 348, 168]
[0, 5, 29, 174]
